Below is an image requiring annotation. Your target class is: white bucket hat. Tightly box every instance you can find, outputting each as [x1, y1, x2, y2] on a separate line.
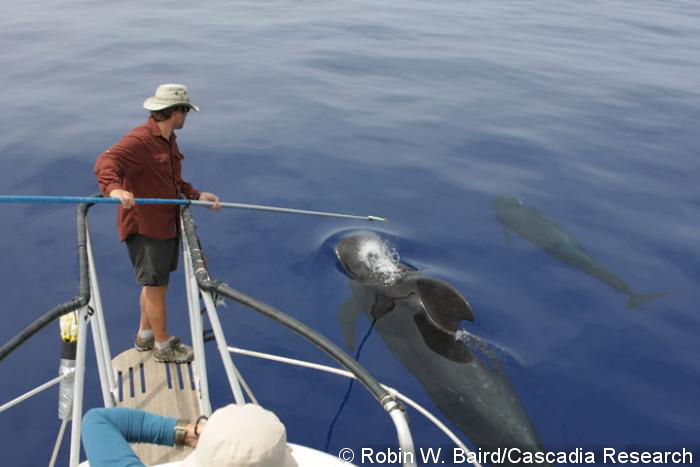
[143, 83, 199, 112]
[181, 404, 298, 467]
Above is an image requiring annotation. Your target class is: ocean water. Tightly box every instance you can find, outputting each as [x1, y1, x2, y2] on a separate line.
[1, 0, 699, 465]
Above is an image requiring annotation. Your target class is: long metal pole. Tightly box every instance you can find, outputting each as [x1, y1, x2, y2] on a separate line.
[86, 226, 116, 407]
[0, 195, 388, 223]
[87, 289, 111, 407]
[189, 199, 388, 222]
[0, 372, 74, 414]
[69, 306, 89, 467]
[181, 228, 212, 415]
[48, 418, 70, 467]
[225, 345, 473, 459]
[388, 406, 418, 467]
[201, 291, 246, 405]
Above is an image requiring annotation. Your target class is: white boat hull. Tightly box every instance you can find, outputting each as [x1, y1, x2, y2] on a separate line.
[79, 443, 355, 466]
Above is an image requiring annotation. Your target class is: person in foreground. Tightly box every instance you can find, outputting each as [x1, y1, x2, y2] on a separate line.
[94, 83, 220, 364]
[82, 403, 298, 467]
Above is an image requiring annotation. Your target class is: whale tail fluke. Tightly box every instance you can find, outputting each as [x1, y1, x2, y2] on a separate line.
[626, 292, 668, 310]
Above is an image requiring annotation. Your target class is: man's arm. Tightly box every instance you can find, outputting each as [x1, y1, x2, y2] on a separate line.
[177, 178, 221, 210]
[173, 152, 220, 210]
[94, 136, 142, 209]
[177, 179, 220, 210]
[177, 177, 201, 201]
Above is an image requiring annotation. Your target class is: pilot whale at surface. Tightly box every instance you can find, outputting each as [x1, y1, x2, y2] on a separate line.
[335, 233, 547, 462]
[492, 195, 666, 310]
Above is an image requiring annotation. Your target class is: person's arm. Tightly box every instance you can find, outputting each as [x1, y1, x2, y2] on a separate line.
[178, 177, 220, 210]
[82, 407, 177, 466]
[173, 149, 220, 210]
[94, 136, 142, 209]
[177, 177, 201, 201]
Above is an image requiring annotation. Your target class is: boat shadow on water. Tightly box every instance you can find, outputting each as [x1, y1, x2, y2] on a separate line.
[332, 232, 548, 465]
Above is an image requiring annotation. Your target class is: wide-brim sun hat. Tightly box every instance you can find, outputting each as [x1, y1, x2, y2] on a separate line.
[143, 83, 199, 112]
[181, 404, 298, 467]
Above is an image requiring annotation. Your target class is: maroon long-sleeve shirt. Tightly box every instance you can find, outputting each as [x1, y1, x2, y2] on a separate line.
[94, 117, 200, 241]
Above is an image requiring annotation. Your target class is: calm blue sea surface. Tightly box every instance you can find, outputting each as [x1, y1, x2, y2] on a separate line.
[1, 1, 699, 465]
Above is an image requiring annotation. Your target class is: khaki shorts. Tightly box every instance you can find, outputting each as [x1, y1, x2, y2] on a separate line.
[125, 234, 179, 286]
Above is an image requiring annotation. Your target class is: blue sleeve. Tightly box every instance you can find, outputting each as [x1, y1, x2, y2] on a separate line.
[82, 408, 177, 467]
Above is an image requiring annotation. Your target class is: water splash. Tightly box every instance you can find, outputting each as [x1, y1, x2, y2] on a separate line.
[356, 235, 404, 286]
[456, 329, 513, 365]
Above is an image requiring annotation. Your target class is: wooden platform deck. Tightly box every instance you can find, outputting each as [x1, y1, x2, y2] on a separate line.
[112, 348, 201, 465]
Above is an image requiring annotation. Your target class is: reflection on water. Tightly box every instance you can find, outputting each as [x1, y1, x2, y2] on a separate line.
[492, 195, 667, 309]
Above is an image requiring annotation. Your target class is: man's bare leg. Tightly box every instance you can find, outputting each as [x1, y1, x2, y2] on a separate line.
[139, 285, 169, 343]
[138, 287, 150, 332]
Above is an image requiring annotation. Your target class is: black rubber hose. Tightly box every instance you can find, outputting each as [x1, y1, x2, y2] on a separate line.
[0, 197, 395, 410]
[0, 198, 96, 362]
[180, 206, 393, 405]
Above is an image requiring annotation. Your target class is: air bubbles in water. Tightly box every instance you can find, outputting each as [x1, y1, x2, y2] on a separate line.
[357, 235, 404, 286]
[456, 330, 511, 365]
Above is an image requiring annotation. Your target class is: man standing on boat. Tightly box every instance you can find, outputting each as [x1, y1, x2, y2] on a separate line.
[94, 84, 220, 364]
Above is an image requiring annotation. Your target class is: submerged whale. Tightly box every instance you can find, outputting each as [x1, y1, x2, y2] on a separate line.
[492, 195, 666, 309]
[335, 233, 546, 460]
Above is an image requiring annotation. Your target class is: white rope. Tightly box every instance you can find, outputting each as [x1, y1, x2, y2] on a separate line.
[48, 417, 70, 467]
[0, 370, 74, 414]
[226, 346, 481, 466]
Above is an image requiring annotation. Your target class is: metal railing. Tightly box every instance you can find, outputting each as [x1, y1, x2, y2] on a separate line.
[178, 205, 417, 466]
[0, 196, 495, 467]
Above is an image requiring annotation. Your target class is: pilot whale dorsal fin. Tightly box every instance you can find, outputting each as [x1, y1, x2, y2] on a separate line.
[413, 312, 473, 363]
[413, 277, 474, 335]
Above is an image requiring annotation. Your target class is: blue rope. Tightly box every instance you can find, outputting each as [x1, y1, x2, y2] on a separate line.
[324, 318, 377, 452]
[0, 195, 190, 205]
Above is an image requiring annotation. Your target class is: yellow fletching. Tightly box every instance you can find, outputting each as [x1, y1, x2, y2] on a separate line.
[59, 313, 78, 343]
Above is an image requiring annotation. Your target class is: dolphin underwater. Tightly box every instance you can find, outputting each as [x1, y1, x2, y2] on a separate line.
[335, 233, 547, 461]
[491, 195, 666, 310]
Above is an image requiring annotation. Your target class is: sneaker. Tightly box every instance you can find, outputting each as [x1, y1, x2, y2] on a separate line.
[153, 337, 194, 363]
[134, 334, 154, 351]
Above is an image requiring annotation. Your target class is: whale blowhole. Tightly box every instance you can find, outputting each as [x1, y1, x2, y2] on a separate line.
[356, 235, 404, 286]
